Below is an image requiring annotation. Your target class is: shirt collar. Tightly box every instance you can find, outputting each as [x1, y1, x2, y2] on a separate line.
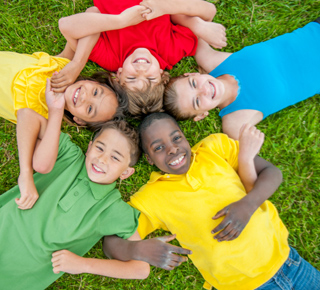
[78, 165, 117, 200]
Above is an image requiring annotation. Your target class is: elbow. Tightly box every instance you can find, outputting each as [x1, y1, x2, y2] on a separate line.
[274, 166, 283, 185]
[33, 159, 54, 174]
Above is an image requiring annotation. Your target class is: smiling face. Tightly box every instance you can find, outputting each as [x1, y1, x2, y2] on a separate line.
[64, 80, 118, 125]
[142, 118, 191, 175]
[174, 73, 226, 119]
[85, 128, 134, 184]
[117, 48, 163, 90]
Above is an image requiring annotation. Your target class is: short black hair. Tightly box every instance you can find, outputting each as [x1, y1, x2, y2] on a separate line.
[138, 112, 181, 153]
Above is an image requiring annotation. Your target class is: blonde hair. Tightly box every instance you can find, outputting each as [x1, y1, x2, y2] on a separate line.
[122, 72, 170, 119]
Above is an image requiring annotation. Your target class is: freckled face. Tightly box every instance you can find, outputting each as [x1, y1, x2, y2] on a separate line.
[85, 129, 131, 184]
[175, 74, 225, 116]
[118, 48, 163, 90]
[64, 80, 118, 123]
[142, 118, 191, 175]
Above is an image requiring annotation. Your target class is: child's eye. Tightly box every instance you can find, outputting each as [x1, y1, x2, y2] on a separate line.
[192, 79, 196, 88]
[94, 89, 98, 96]
[127, 77, 136, 80]
[154, 145, 164, 152]
[196, 98, 200, 108]
[112, 156, 120, 162]
[96, 146, 103, 151]
[173, 135, 181, 142]
[147, 77, 156, 81]
[88, 105, 92, 114]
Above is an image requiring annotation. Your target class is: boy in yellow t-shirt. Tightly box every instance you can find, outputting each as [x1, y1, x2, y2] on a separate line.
[104, 112, 320, 290]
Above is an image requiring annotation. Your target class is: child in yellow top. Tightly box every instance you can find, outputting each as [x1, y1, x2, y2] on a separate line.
[104, 112, 320, 290]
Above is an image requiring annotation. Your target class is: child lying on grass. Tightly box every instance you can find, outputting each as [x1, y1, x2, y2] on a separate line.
[52, 0, 226, 117]
[0, 106, 190, 289]
[102, 113, 320, 289]
[164, 18, 320, 139]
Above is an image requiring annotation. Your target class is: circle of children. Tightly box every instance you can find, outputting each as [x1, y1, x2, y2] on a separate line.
[1, 0, 319, 289]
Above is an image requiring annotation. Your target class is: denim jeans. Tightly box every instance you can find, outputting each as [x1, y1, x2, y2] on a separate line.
[256, 247, 320, 290]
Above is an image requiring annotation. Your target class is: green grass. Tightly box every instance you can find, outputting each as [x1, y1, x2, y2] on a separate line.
[1, 0, 320, 289]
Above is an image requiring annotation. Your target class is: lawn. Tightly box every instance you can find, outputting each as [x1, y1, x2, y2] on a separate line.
[0, 0, 319, 289]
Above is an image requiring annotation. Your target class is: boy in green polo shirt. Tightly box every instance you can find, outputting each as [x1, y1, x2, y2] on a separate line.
[0, 105, 190, 289]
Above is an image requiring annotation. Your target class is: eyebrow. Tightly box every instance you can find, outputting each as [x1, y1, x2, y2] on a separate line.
[188, 78, 196, 110]
[149, 130, 180, 148]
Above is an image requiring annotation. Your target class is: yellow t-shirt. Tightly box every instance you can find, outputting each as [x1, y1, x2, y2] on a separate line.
[0, 51, 69, 123]
[129, 134, 289, 290]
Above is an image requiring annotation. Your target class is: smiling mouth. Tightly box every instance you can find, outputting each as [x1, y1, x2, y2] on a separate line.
[169, 154, 186, 166]
[92, 164, 105, 174]
[73, 88, 81, 106]
[209, 82, 216, 99]
[133, 58, 150, 64]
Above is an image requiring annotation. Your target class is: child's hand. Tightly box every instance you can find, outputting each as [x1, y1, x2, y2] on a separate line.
[120, 5, 151, 26]
[51, 61, 83, 93]
[134, 234, 192, 270]
[211, 199, 254, 242]
[140, 0, 175, 20]
[52, 250, 84, 274]
[45, 78, 65, 112]
[16, 172, 39, 210]
[238, 124, 264, 162]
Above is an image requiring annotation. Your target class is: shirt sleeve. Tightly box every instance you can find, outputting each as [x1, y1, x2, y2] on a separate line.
[201, 133, 239, 171]
[99, 198, 140, 239]
[128, 189, 167, 239]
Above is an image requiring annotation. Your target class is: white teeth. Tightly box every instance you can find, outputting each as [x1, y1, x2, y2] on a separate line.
[209, 83, 215, 98]
[170, 155, 185, 166]
[93, 164, 104, 173]
[73, 88, 80, 105]
[134, 58, 148, 64]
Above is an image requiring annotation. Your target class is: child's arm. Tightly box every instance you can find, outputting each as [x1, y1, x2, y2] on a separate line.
[51, 5, 150, 92]
[140, 0, 216, 22]
[51, 231, 150, 279]
[237, 124, 264, 193]
[211, 138, 282, 242]
[103, 234, 191, 270]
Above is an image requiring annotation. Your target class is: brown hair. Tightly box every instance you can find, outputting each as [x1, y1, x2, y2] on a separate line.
[64, 71, 128, 130]
[163, 75, 196, 121]
[122, 72, 170, 119]
[93, 120, 141, 166]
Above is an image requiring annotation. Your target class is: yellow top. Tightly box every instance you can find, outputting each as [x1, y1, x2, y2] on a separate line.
[0, 51, 69, 123]
[129, 134, 290, 290]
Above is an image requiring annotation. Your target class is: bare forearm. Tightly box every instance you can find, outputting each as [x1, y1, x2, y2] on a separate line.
[242, 164, 282, 212]
[33, 110, 63, 173]
[80, 257, 149, 279]
[103, 235, 137, 261]
[59, 13, 127, 40]
[238, 157, 257, 193]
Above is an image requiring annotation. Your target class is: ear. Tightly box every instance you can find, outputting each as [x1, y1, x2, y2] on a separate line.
[120, 167, 135, 180]
[145, 154, 154, 165]
[193, 111, 209, 122]
[73, 116, 87, 126]
[86, 141, 93, 155]
[115, 68, 122, 81]
[184, 72, 200, 77]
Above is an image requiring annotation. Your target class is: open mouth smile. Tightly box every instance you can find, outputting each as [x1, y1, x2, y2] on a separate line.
[73, 88, 81, 106]
[169, 154, 186, 166]
[92, 164, 105, 174]
[209, 82, 216, 99]
[133, 58, 150, 64]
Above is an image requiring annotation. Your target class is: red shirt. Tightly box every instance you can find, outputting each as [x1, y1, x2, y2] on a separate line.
[89, 0, 198, 71]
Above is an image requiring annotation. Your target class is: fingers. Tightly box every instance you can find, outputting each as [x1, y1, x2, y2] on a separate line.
[15, 194, 38, 210]
[161, 253, 188, 271]
[45, 78, 52, 94]
[212, 206, 229, 220]
[51, 250, 67, 274]
[211, 217, 230, 235]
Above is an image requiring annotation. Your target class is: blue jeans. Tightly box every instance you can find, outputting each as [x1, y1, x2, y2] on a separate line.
[256, 247, 320, 290]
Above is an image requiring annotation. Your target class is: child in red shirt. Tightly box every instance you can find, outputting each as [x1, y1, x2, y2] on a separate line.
[52, 0, 226, 117]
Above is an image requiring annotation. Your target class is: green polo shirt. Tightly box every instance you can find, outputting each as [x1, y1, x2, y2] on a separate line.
[0, 133, 139, 290]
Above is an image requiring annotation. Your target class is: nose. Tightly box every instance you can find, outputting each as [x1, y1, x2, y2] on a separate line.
[198, 84, 208, 97]
[167, 144, 179, 155]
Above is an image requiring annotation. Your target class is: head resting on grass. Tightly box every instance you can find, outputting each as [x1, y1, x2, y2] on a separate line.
[138, 112, 191, 175]
[85, 119, 141, 184]
[63, 71, 128, 130]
